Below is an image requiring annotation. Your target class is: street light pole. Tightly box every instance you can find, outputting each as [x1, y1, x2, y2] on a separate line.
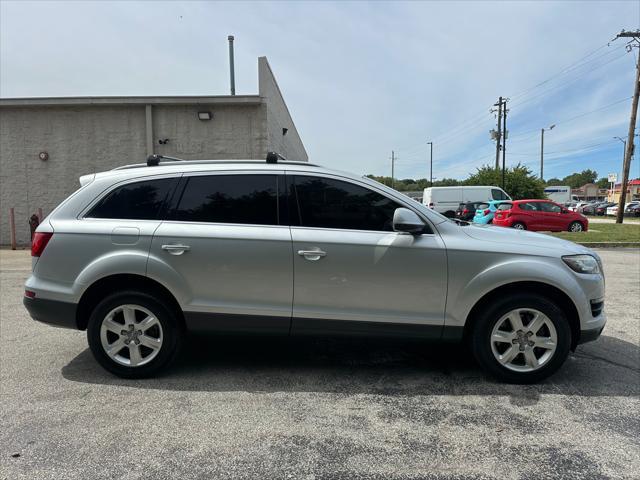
[427, 142, 433, 187]
[540, 124, 555, 181]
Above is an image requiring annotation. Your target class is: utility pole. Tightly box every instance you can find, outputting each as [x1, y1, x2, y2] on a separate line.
[493, 97, 503, 169]
[540, 124, 555, 181]
[391, 150, 395, 189]
[427, 141, 433, 187]
[614, 30, 640, 224]
[502, 99, 508, 190]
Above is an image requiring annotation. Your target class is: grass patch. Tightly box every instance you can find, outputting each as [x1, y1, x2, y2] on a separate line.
[548, 222, 640, 243]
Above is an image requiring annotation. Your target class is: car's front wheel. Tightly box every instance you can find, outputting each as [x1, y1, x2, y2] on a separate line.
[87, 290, 183, 378]
[470, 294, 571, 383]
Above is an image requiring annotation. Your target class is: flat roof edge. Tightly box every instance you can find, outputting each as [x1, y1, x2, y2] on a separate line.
[0, 95, 263, 107]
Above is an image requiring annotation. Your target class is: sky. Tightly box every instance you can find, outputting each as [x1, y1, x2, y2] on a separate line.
[1, 0, 639, 182]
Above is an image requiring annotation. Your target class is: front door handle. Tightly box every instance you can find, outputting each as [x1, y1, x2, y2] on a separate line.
[297, 249, 327, 261]
[162, 244, 191, 255]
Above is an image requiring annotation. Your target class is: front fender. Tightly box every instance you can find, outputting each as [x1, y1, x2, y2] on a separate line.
[445, 256, 588, 328]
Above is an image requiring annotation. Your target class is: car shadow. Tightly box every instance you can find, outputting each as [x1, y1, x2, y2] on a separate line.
[61, 333, 639, 402]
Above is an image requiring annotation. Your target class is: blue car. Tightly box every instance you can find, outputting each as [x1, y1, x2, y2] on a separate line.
[473, 200, 507, 224]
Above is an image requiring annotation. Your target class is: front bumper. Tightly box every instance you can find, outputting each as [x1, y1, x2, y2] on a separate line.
[23, 296, 78, 330]
[578, 326, 605, 345]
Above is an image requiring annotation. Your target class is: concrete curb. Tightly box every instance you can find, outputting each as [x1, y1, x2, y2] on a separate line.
[574, 242, 640, 248]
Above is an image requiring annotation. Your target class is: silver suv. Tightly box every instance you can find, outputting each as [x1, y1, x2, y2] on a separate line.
[24, 155, 606, 383]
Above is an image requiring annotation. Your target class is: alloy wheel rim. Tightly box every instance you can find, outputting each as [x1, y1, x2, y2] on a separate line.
[100, 304, 163, 367]
[490, 308, 557, 373]
[570, 222, 582, 232]
[514, 223, 524, 230]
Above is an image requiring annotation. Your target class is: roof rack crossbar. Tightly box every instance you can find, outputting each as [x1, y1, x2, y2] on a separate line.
[147, 154, 185, 166]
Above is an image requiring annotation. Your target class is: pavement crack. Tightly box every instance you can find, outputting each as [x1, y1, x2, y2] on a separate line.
[573, 352, 640, 373]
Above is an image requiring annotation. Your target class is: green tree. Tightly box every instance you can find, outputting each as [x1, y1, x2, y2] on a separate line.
[465, 164, 545, 200]
[562, 169, 598, 188]
[596, 177, 609, 189]
[545, 178, 563, 186]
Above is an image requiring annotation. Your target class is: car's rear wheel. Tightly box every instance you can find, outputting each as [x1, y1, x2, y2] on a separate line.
[568, 221, 584, 232]
[512, 222, 526, 230]
[87, 290, 183, 378]
[470, 294, 571, 384]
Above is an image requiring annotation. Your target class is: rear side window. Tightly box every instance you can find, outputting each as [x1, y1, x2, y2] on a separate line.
[519, 202, 539, 211]
[497, 203, 512, 211]
[477, 203, 489, 210]
[171, 174, 278, 225]
[87, 178, 175, 220]
[292, 176, 403, 231]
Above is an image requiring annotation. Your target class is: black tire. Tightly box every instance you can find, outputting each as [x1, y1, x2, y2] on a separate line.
[470, 293, 572, 384]
[568, 221, 584, 232]
[512, 222, 526, 230]
[87, 290, 183, 378]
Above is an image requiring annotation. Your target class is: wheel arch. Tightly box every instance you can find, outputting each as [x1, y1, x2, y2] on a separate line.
[76, 274, 184, 331]
[463, 281, 581, 350]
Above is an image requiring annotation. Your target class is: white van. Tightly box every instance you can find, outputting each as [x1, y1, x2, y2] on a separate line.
[423, 186, 511, 216]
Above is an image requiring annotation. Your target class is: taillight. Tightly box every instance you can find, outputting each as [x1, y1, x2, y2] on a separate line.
[484, 209, 490, 215]
[31, 232, 53, 257]
[463, 209, 469, 214]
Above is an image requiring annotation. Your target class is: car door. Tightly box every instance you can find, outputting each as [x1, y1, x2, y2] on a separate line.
[538, 201, 564, 230]
[148, 172, 293, 333]
[288, 173, 447, 337]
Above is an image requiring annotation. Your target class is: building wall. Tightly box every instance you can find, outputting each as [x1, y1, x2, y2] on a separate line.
[258, 57, 308, 162]
[0, 102, 266, 245]
[1, 106, 147, 246]
[150, 103, 265, 160]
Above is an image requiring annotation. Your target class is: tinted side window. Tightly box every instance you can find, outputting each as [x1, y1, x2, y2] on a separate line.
[171, 174, 278, 225]
[519, 202, 538, 211]
[87, 178, 175, 220]
[293, 176, 402, 231]
[492, 188, 508, 200]
[539, 202, 561, 213]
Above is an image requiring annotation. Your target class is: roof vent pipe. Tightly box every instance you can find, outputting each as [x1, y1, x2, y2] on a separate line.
[228, 35, 236, 95]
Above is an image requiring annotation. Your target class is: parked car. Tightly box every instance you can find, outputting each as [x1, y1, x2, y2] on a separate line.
[492, 200, 589, 232]
[423, 186, 511, 218]
[570, 201, 590, 212]
[578, 201, 604, 216]
[472, 200, 507, 224]
[455, 202, 483, 221]
[24, 154, 605, 384]
[595, 202, 615, 216]
[625, 203, 640, 217]
[606, 201, 639, 216]
[624, 201, 640, 215]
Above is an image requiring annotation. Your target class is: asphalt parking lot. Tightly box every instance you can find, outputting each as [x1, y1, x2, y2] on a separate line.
[1, 248, 638, 480]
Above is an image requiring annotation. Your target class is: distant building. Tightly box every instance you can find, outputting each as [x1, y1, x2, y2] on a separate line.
[0, 57, 307, 245]
[607, 179, 640, 203]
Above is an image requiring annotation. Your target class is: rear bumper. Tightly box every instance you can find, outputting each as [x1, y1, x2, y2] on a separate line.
[23, 296, 78, 330]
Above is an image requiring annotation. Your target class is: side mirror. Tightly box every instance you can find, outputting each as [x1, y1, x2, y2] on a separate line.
[561, 208, 569, 214]
[393, 208, 425, 234]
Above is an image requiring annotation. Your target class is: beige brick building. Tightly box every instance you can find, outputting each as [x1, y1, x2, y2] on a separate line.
[0, 57, 307, 245]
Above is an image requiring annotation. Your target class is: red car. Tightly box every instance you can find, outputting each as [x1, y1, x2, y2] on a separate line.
[492, 199, 589, 232]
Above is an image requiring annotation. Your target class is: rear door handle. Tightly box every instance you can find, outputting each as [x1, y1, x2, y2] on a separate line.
[162, 244, 191, 255]
[297, 249, 327, 261]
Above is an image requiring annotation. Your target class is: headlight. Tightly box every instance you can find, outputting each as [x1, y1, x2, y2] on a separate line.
[562, 255, 600, 274]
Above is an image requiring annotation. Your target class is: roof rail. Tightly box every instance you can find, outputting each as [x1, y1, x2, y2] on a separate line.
[111, 155, 319, 171]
